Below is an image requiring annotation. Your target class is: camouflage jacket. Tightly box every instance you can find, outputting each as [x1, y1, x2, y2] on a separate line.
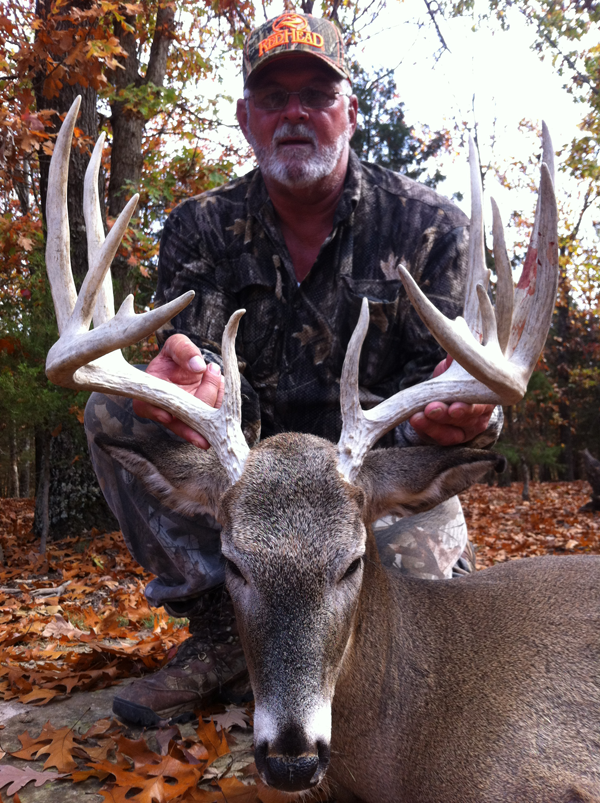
[156, 150, 498, 448]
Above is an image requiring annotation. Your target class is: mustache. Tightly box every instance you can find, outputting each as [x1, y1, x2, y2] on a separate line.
[272, 123, 317, 147]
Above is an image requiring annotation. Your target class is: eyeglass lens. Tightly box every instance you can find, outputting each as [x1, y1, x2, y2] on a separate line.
[253, 88, 338, 111]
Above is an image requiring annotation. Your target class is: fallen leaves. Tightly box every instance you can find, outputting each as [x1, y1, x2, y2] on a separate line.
[0, 764, 66, 796]
[0, 713, 270, 803]
[0, 502, 190, 707]
[12, 721, 81, 771]
[460, 480, 600, 568]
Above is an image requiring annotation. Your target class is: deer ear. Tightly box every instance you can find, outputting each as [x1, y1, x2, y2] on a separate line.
[356, 446, 505, 523]
[94, 433, 230, 521]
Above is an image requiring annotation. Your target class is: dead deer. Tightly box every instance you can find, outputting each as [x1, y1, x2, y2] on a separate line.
[45, 98, 600, 803]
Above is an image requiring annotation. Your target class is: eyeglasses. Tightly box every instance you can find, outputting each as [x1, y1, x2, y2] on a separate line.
[248, 87, 350, 111]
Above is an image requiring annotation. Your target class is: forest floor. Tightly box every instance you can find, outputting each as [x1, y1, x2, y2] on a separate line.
[0, 480, 597, 802]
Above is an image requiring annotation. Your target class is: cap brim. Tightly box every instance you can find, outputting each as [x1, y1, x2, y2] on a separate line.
[245, 50, 350, 87]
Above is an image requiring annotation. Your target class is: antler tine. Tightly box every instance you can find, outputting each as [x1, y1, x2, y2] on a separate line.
[509, 162, 558, 369]
[491, 198, 513, 354]
[336, 128, 559, 484]
[337, 298, 371, 480]
[69, 189, 138, 336]
[45, 97, 250, 485]
[46, 96, 80, 334]
[220, 309, 249, 458]
[507, 123, 556, 358]
[463, 136, 491, 336]
[84, 131, 115, 325]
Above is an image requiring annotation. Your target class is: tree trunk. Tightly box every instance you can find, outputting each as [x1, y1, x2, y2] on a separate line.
[34, 430, 51, 554]
[19, 437, 31, 498]
[107, 2, 175, 307]
[520, 455, 530, 502]
[555, 258, 574, 481]
[8, 421, 19, 498]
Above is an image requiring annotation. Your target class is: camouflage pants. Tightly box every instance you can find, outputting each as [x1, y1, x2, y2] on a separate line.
[85, 391, 469, 612]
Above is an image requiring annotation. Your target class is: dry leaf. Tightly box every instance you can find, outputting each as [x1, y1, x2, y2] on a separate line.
[42, 614, 85, 639]
[0, 765, 66, 796]
[211, 707, 250, 732]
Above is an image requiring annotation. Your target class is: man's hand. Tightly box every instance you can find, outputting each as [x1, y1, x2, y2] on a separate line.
[409, 356, 494, 446]
[132, 334, 224, 449]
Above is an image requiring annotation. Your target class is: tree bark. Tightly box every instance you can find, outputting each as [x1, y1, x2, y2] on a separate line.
[107, 2, 175, 306]
[520, 455, 530, 502]
[555, 253, 574, 481]
[19, 437, 31, 498]
[34, 430, 51, 554]
[8, 421, 20, 498]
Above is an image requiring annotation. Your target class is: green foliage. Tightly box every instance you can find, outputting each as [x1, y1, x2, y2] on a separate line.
[350, 63, 448, 187]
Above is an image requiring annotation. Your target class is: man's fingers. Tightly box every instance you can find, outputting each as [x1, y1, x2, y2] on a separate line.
[162, 334, 206, 373]
[195, 362, 223, 408]
[132, 398, 173, 425]
[410, 411, 467, 445]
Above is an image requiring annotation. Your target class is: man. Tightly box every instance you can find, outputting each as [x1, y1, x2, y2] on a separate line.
[85, 12, 499, 727]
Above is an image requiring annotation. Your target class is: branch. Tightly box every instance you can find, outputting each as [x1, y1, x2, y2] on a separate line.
[422, 0, 450, 55]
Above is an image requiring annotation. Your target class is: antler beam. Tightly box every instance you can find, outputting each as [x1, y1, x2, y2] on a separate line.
[337, 130, 559, 482]
[45, 97, 249, 484]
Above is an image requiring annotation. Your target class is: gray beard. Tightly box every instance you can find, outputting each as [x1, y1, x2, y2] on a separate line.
[248, 122, 349, 188]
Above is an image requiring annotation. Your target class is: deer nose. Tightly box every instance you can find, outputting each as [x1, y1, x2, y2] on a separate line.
[263, 753, 321, 791]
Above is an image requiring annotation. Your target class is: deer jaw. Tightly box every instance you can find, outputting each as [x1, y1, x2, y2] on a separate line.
[219, 433, 367, 792]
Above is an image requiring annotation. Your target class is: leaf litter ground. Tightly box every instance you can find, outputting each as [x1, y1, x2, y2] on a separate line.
[0, 482, 598, 801]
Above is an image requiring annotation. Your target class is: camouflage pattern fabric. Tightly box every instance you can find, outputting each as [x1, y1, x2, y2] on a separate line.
[155, 150, 481, 449]
[242, 12, 350, 85]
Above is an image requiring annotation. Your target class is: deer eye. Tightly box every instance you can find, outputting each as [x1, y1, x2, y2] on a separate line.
[341, 558, 362, 581]
[225, 558, 246, 582]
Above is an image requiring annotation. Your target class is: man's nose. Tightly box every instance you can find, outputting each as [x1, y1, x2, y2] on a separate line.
[282, 94, 309, 122]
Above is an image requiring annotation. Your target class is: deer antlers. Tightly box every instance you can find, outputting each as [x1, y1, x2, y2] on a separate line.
[45, 98, 558, 489]
[337, 130, 558, 482]
[45, 97, 249, 484]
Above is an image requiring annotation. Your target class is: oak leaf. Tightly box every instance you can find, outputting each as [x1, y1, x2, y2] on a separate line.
[196, 719, 229, 765]
[0, 765, 66, 796]
[12, 722, 80, 771]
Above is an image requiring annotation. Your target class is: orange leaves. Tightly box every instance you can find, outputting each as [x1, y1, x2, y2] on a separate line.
[0, 712, 266, 802]
[12, 722, 81, 772]
[0, 501, 191, 707]
[461, 480, 600, 568]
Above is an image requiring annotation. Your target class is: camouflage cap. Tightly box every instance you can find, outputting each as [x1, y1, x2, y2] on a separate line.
[243, 12, 350, 86]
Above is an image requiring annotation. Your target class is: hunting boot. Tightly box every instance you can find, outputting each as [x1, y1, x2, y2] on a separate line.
[112, 586, 251, 727]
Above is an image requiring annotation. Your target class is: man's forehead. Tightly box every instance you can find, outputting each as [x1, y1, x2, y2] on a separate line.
[248, 55, 343, 88]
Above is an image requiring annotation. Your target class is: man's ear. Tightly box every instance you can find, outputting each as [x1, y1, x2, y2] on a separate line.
[237, 98, 251, 143]
[95, 433, 230, 521]
[356, 446, 505, 523]
[348, 94, 358, 137]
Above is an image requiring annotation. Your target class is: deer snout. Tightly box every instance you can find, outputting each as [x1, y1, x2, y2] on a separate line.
[255, 738, 330, 792]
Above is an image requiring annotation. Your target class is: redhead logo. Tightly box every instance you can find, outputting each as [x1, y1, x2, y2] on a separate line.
[258, 13, 324, 57]
[272, 13, 309, 32]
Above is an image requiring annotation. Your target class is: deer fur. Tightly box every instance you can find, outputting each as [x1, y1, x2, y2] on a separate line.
[98, 430, 600, 803]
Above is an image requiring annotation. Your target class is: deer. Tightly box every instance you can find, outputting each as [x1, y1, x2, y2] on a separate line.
[44, 97, 600, 803]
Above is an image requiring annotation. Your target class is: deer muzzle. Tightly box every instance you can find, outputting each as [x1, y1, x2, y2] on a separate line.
[253, 703, 332, 791]
[255, 735, 330, 792]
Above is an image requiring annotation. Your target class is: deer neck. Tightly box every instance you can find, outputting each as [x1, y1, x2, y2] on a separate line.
[329, 528, 436, 797]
